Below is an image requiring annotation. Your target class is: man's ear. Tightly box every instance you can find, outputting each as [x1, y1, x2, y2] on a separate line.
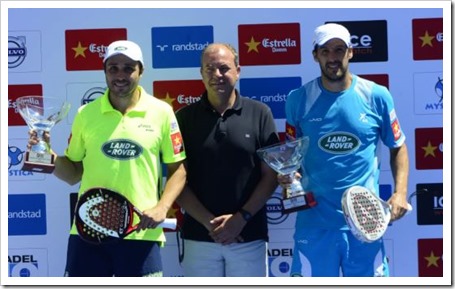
[312, 50, 318, 62]
[347, 47, 354, 60]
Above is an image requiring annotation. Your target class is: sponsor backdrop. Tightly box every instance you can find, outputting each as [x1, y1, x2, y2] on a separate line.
[6, 4, 446, 282]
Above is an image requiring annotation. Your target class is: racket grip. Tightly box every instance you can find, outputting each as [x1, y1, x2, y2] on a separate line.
[158, 218, 177, 230]
[406, 203, 413, 214]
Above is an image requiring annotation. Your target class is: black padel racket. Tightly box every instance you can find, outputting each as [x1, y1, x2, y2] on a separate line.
[75, 187, 176, 244]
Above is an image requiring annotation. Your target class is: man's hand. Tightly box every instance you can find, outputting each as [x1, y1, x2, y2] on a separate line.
[209, 214, 245, 245]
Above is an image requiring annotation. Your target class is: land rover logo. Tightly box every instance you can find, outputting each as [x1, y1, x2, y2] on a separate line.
[318, 132, 360, 154]
[102, 139, 143, 160]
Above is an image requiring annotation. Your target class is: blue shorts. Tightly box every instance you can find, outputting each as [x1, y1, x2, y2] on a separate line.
[291, 228, 389, 277]
[64, 235, 163, 277]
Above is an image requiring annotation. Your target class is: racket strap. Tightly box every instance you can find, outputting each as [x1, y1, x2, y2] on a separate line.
[176, 226, 184, 264]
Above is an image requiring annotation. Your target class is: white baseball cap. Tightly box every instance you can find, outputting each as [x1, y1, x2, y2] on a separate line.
[103, 40, 143, 65]
[312, 23, 351, 48]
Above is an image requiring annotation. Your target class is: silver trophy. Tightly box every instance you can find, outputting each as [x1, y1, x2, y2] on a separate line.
[16, 95, 70, 173]
[257, 137, 316, 214]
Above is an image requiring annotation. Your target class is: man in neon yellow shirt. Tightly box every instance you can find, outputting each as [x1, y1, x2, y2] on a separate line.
[29, 40, 187, 277]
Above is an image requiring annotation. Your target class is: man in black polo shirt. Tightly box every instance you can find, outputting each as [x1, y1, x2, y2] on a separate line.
[176, 43, 280, 277]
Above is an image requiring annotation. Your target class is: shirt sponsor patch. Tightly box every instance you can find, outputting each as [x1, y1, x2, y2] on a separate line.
[101, 139, 143, 160]
[170, 120, 180, 133]
[391, 118, 402, 141]
[285, 122, 296, 140]
[171, 132, 184, 154]
[318, 132, 361, 154]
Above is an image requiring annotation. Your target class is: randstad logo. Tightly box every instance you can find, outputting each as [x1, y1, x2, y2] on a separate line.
[152, 26, 213, 68]
[9, 194, 47, 235]
[318, 132, 360, 154]
[102, 139, 143, 160]
[240, 77, 301, 119]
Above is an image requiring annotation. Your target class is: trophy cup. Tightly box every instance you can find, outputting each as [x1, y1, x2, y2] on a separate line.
[16, 95, 70, 173]
[257, 137, 317, 214]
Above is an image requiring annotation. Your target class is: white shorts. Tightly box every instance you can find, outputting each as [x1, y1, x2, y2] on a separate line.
[181, 239, 268, 277]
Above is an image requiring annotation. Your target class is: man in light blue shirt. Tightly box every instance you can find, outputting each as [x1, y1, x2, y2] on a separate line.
[282, 23, 410, 277]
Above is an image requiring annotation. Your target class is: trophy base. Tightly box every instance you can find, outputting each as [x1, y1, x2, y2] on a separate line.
[281, 191, 317, 214]
[22, 151, 55, 174]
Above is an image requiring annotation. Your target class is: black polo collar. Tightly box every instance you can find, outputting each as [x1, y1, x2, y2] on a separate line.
[200, 89, 243, 115]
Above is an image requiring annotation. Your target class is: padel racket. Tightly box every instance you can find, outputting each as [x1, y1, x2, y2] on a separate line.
[75, 187, 177, 244]
[341, 185, 412, 243]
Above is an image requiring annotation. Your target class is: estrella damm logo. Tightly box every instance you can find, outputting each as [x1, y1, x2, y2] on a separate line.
[101, 139, 143, 160]
[65, 28, 127, 71]
[318, 132, 360, 154]
[412, 18, 443, 60]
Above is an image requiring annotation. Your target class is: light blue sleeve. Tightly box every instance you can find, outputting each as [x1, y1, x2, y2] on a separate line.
[373, 84, 406, 148]
[285, 87, 304, 138]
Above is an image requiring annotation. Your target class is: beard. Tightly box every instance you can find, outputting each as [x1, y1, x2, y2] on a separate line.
[320, 62, 347, 82]
[107, 79, 138, 98]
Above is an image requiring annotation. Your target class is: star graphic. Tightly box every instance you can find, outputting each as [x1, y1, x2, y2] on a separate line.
[392, 122, 399, 133]
[422, 141, 437, 157]
[419, 31, 435, 47]
[72, 41, 88, 58]
[161, 92, 175, 107]
[245, 36, 261, 53]
[286, 126, 295, 136]
[173, 134, 181, 145]
[425, 251, 440, 267]
[166, 206, 178, 218]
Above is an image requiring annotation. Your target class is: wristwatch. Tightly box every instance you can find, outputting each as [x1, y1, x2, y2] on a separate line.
[239, 208, 253, 222]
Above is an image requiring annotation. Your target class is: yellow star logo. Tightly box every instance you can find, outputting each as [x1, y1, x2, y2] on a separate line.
[161, 92, 175, 107]
[174, 136, 181, 144]
[72, 41, 88, 58]
[425, 251, 440, 267]
[245, 36, 261, 53]
[392, 122, 399, 132]
[420, 31, 435, 47]
[286, 126, 294, 136]
[422, 141, 437, 157]
[166, 206, 178, 218]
